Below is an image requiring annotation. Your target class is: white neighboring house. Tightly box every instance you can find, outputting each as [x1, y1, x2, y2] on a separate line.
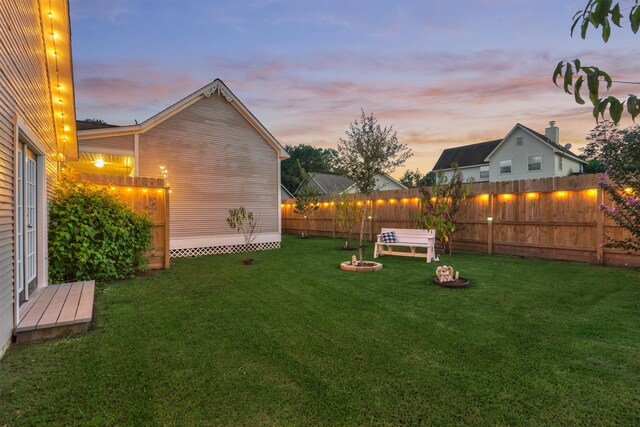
[295, 172, 407, 195]
[433, 122, 586, 182]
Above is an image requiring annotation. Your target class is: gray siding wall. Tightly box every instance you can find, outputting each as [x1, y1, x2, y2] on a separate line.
[489, 128, 556, 182]
[442, 165, 487, 183]
[0, 0, 59, 351]
[138, 94, 279, 240]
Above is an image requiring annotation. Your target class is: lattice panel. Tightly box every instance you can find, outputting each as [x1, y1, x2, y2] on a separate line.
[170, 241, 280, 258]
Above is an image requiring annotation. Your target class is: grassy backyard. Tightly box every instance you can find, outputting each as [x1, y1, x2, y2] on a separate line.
[1, 235, 639, 425]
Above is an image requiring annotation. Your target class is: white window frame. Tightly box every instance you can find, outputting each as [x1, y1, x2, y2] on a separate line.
[558, 156, 563, 171]
[499, 159, 512, 175]
[528, 155, 542, 172]
[479, 165, 489, 179]
[516, 137, 523, 146]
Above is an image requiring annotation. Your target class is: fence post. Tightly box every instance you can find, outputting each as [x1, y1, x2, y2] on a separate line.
[164, 187, 171, 269]
[595, 188, 604, 265]
[487, 193, 494, 255]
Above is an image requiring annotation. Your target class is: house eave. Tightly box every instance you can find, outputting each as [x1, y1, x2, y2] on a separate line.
[76, 79, 290, 159]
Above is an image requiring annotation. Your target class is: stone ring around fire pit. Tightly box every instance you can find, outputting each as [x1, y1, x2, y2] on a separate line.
[340, 261, 383, 272]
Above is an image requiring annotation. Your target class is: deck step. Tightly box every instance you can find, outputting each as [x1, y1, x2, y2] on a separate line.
[15, 281, 95, 344]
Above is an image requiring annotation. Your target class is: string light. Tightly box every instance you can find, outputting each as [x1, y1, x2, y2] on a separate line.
[46, 2, 70, 158]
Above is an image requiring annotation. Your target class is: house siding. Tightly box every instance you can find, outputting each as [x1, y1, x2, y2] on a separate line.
[137, 93, 279, 246]
[442, 165, 487, 183]
[0, 0, 59, 353]
[489, 127, 556, 182]
[79, 134, 134, 153]
[556, 155, 583, 176]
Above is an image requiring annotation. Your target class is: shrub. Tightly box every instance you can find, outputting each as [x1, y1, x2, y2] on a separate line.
[48, 176, 153, 282]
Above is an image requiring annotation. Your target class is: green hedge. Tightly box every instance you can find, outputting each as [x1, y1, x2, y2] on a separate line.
[48, 177, 153, 282]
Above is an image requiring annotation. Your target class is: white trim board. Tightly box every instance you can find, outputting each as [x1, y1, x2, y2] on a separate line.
[170, 232, 282, 250]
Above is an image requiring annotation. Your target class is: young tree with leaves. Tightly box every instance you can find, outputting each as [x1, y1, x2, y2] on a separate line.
[333, 192, 360, 250]
[294, 183, 320, 238]
[413, 166, 473, 255]
[553, 0, 640, 123]
[337, 110, 412, 262]
[226, 207, 260, 264]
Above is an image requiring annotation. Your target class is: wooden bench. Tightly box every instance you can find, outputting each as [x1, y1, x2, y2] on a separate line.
[373, 228, 436, 263]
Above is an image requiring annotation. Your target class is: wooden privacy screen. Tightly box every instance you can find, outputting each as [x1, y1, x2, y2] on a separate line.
[282, 174, 639, 267]
[76, 173, 170, 270]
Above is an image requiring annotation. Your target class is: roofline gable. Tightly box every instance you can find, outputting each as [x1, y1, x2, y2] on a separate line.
[77, 79, 289, 159]
[484, 123, 586, 164]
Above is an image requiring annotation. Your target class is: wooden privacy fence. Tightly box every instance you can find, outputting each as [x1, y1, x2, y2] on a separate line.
[77, 173, 170, 270]
[282, 174, 640, 267]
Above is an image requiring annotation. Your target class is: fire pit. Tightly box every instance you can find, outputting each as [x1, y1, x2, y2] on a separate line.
[340, 261, 383, 272]
[434, 265, 470, 288]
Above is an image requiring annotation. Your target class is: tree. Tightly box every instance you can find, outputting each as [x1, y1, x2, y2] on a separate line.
[413, 166, 473, 255]
[553, 0, 640, 123]
[281, 144, 340, 193]
[400, 169, 437, 188]
[82, 118, 108, 124]
[293, 183, 320, 238]
[226, 207, 260, 264]
[337, 110, 412, 262]
[586, 124, 640, 251]
[333, 192, 360, 249]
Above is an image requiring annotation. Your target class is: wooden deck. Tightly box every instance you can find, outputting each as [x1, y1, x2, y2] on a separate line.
[15, 281, 95, 344]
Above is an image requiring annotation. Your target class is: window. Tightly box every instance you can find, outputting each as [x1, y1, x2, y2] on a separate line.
[558, 156, 563, 171]
[528, 155, 542, 172]
[499, 160, 512, 174]
[516, 137, 523, 146]
[479, 165, 489, 179]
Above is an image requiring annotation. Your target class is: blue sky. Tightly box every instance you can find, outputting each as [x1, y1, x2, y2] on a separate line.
[70, 0, 640, 173]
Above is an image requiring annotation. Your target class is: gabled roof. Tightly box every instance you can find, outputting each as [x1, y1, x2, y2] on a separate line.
[280, 184, 294, 200]
[484, 123, 586, 164]
[343, 173, 407, 193]
[299, 172, 355, 195]
[77, 79, 289, 159]
[432, 139, 501, 170]
[76, 120, 119, 131]
[295, 172, 406, 195]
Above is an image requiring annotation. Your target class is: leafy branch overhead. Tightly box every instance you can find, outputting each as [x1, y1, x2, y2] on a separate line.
[553, 0, 640, 123]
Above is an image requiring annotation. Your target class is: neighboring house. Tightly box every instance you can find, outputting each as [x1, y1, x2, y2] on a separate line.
[71, 79, 289, 258]
[281, 184, 294, 202]
[295, 172, 407, 195]
[433, 122, 586, 182]
[0, 0, 78, 357]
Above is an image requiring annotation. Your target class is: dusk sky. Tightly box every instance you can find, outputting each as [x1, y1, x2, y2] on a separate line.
[70, 0, 640, 175]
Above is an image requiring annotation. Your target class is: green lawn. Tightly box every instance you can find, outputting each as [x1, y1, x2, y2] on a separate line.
[1, 235, 639, 425]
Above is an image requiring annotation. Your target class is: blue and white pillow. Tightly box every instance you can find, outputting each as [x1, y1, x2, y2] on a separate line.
[380, 231, 397, 243]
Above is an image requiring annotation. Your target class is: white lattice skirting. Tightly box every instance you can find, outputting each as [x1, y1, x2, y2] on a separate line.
[170, 241, 281, 258]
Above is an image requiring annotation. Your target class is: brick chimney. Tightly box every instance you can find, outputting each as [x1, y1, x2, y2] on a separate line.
[545, 121, 559, 144]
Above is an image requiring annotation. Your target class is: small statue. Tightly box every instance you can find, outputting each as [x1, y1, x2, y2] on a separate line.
[436, 265, 455, 282]
[351, 255, 358, 266]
